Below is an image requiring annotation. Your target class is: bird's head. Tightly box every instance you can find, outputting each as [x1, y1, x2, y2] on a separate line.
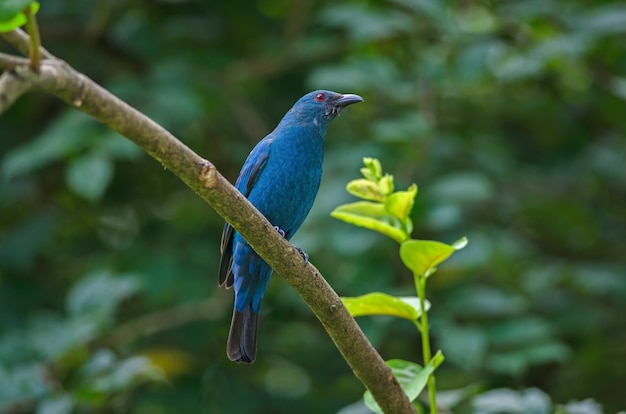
[281, 90, 364, 135]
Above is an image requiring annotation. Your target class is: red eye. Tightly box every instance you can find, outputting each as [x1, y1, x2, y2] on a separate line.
[315, 93, 325, 102]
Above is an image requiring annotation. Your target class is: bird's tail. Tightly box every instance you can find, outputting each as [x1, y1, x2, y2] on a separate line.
[226, 305, 259, 364]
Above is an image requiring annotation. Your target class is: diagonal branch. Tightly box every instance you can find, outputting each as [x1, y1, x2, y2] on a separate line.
[0, 29, 417, 414]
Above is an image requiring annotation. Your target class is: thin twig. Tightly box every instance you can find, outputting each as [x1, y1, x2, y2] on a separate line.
[0, 52, 30, 70]
[417, 276, 438, 413]
[23, 5, 42, 72]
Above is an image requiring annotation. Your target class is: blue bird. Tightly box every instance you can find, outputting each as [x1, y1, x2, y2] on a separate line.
[218, 90, 363, 363]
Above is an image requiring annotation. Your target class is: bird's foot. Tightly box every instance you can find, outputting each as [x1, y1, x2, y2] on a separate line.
[273, 226, 286, 238]
[296, 247, 309, 265]
[273, 226, 308, 265]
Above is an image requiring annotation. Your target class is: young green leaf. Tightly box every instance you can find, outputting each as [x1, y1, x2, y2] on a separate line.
[0, 1, 39, 32]
[364, 353, 445, 413]
[361, 157, 382, 180]
[341, 292, 429, 320]
[346, 178, 386, 201]
[384, 184, 417, 223]
[377, 173, 395, 195]
[400, 238, 467, 277]
[331, 201, 408, 243]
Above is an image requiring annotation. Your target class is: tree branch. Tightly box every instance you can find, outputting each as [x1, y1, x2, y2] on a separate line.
[0, 29, 416, 414]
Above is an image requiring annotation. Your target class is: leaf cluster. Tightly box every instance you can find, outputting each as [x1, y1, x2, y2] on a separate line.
[334, 158, 466, 412]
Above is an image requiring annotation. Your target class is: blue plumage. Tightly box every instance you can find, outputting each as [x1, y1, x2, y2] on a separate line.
[218, 90, 363, 363]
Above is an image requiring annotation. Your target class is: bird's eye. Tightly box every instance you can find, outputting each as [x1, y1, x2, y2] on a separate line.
[315, 93, 325, 102]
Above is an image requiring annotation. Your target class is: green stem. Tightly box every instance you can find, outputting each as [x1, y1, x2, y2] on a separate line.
[416, 274, 438, 414]
[23, 5, 41, 72]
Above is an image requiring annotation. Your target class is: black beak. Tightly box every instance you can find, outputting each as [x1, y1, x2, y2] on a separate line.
[334, 93, 364, 108]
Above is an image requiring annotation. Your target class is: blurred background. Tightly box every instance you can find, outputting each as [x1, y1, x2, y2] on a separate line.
[1, 1, 625, 413]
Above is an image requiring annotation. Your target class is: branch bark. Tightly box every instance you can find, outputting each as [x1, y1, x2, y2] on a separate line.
[0, 29, 417, 414]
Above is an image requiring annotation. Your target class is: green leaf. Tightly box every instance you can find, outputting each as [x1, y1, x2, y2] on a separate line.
[346, 179, 385, 202]
[0, 0, 35, 20]
[361, 157, 382, 180]
[0, 1, 39, 32]
[400, 237, 467, 277]
[378, 173, 394, 195]
[364, 353, 445, 413]
[341, 292, 429, 320]
[403, 351, 444, 399]
[331, 201, 408, 243]
[384, 183, 418, 221]
[65, 153, 114, 202]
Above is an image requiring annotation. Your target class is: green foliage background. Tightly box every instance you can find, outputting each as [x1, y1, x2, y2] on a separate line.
[1, 1, 625, 413]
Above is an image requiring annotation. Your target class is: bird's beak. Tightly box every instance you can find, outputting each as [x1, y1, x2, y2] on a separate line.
[334, 94, 364, 108]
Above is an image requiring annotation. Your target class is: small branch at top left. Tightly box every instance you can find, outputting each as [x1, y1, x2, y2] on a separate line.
[0, 52, 31, 70]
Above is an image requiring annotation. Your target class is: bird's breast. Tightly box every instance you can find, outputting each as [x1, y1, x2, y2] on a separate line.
[248, 128, 324, 237]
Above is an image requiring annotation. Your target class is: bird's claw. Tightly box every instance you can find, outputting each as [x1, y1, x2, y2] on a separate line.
[273, 226, 307, 265]
[296, 247, 309, 265]
[273, 226, 286, 238]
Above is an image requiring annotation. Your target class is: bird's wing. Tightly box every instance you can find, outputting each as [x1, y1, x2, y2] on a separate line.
[218, 221, 235, 287]
[218, 139, 271, 287]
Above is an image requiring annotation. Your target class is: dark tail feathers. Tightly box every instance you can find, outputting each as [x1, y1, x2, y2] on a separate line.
[227, 305, 259, 364]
